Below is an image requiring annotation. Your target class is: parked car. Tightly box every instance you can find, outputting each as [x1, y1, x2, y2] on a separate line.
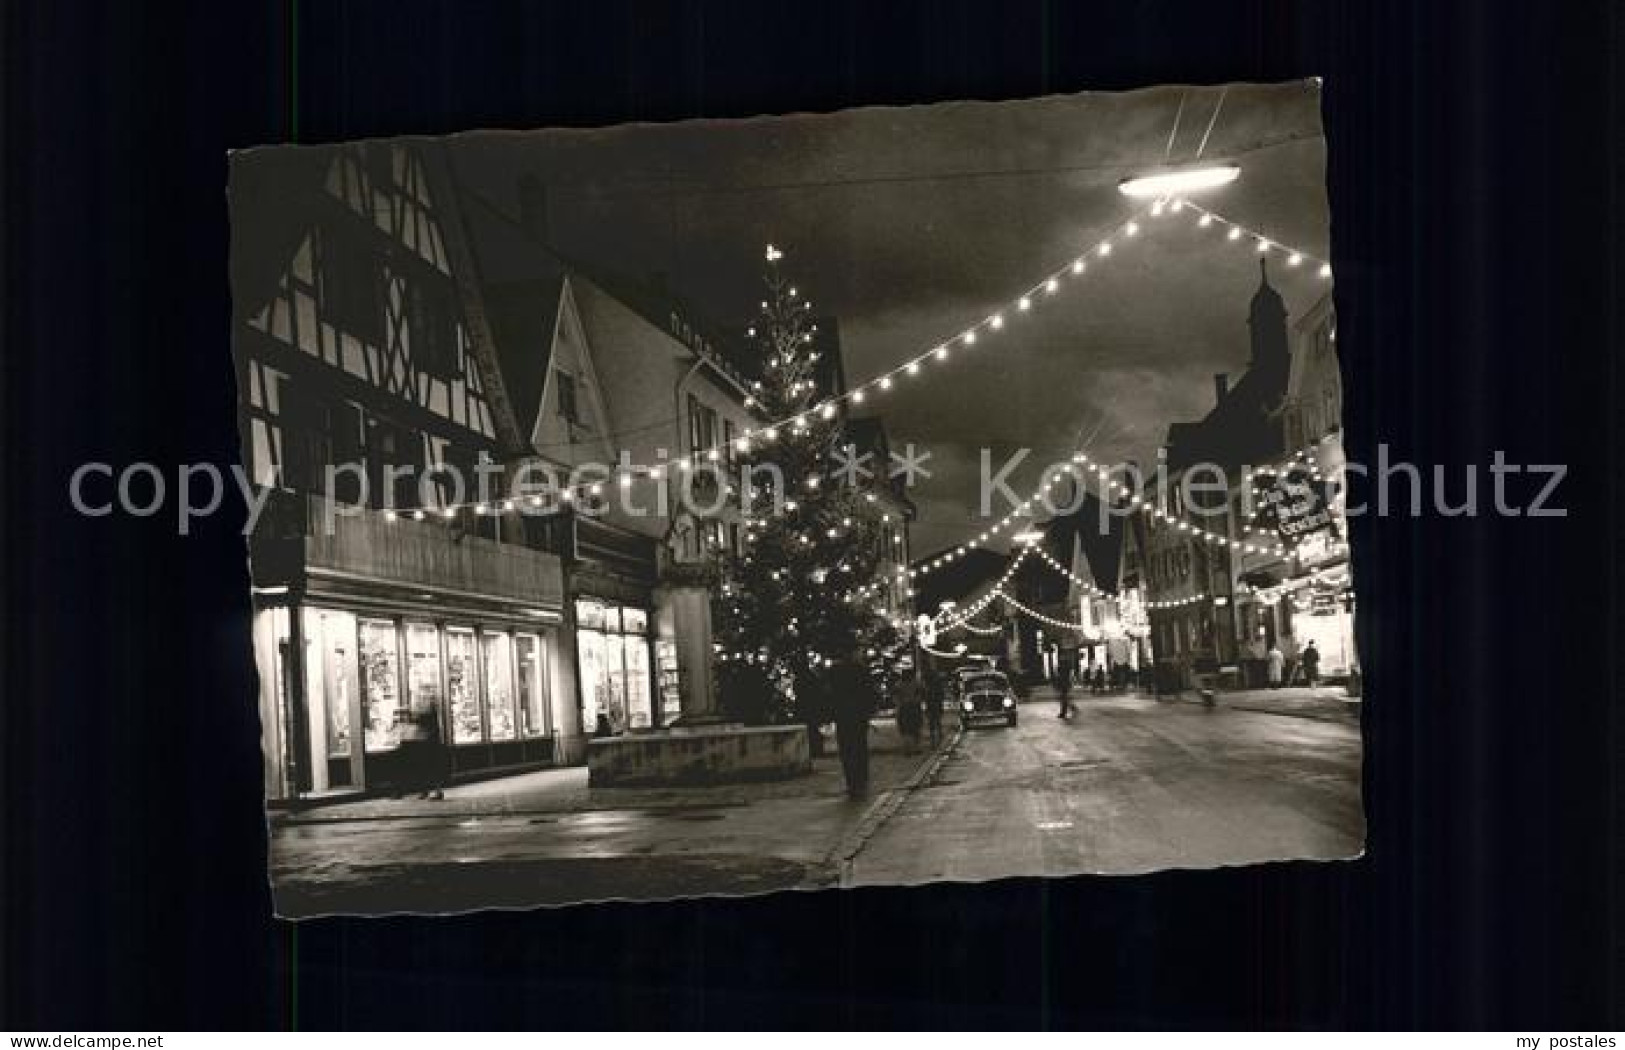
[958, 669, 1018, 728]
[950, 659, 996, 696]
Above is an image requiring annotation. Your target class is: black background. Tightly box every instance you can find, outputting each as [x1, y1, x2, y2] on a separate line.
[2, 0, 1619, 1030]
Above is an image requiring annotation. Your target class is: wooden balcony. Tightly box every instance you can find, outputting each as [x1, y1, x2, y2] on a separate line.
[251, 492, 565, 613]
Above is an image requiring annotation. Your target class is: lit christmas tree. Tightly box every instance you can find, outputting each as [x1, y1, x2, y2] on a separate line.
[713, 245, 896, 748]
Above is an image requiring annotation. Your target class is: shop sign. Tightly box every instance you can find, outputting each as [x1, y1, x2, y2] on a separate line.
[1256, 467, 1336, 543]
[1294, 530, 1338, 565]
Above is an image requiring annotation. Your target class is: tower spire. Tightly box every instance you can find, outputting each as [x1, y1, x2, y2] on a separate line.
[1247, 255, 1288, 370]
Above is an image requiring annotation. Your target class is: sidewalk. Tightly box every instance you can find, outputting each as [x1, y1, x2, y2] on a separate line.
[273, 718, 938, 827]
[1173, 684, 1361, 723]
[268, 718, 954, 913]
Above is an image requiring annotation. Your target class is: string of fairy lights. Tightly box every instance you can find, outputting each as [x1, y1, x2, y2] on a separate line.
[994, 592, 1095, 633]
[849, 452, 1097, 603]
[1067, 450, 1293, 558]
[854, 430, 1350, 627]
[370, 192, 1352, 672]
[1251, 435, 1336, 483]
[1026, 543, 1112, 599]
[1245, 562, 1351, 606]
[931, 532, 1218, 638]
[898, 426, 1347, 597]
[367, 193, 1333, 522]
[931, 547, 1032, 629]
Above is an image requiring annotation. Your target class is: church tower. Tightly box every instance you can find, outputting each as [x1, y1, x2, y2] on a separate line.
[1247, 257, 1290, 375]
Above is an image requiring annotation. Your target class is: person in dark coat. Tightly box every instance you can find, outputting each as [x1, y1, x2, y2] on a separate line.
[398, 703, 447, 800]
[829, 654, 876, 798]
[922, 664, 945, 748]
[1055, 653, 1076, 719]
[1301, 640, 1322, 688]
[894, 669, 924, 751]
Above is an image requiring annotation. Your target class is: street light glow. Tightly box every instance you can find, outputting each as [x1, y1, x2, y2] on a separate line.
[1117, 164, 1241, 198]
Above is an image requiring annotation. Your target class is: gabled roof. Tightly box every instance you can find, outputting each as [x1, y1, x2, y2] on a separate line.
[454, 190, 569, 439]
[556, 253, 757, 400]
[228, 147, 337, 320]
[1179, 363, 1289, 472]
[1029, 490, 1123, 600]
[843, 416, 916, 514]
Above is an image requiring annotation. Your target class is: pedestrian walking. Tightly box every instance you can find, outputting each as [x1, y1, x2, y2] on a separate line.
[1092, 662, 1107, 695]
[923, 665, 945, 748]
[1302, 640, 1321, 688]
[1267, 643, 1285, 689]
[398, 703, 447, 800]
[895, 669, 924, 750]
[829, 652, 876, 798]
[1055, 654, 1076, 719]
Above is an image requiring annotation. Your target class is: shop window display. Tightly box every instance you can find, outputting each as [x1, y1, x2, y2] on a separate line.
[308, 609, 355, 759]
[406, 622, 443, 719]
[445, 627, 481, 744]
[359, 619, 401, 751]
[622, 631, 652, 729]
[294, 607, 359, 793]
[515, 632, 548, 738]
[575, 600, 653, 734]
[577, 629, 623, 733]
[482, 631, 517, 741]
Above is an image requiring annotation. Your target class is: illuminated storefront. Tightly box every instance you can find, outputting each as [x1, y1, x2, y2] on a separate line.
[1238, 427, 1360, 687]
[254, 595, 569, 803]
[573, 598, 657, 733]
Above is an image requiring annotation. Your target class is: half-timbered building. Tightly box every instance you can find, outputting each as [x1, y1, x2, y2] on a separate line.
[232, 143, 576, 804]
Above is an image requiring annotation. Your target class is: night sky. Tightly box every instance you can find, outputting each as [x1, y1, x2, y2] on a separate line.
[446, 80, 1332, 557]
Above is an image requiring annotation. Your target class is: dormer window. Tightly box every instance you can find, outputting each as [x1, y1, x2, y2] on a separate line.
[556, 370, 580, 426]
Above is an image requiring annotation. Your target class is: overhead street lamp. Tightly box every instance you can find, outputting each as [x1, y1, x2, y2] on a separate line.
[1117, 164, 1241, 198]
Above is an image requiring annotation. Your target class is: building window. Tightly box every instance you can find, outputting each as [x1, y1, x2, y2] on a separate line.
[405, 622, 443, 720]
[445, 627, 481, 744]
[515, 633, 549, 738]
[359, 620, 403, 752]
[556, 370, 580, 425]
[575, 600, 655, 733]
[481, 631, 517, 742]
[320, 227, 384, 345]
[367, 417, 422, 510]
[304, 609, 356, 764]
[407, 279, 458, 378]
[688, 394, 717, 455]
[324, 401, 367, 504]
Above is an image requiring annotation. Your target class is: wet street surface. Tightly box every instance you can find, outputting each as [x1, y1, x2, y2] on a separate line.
[846, 690, 1364, 886]
[271, 723, 932, 916]
[270, 693, 1362, 915]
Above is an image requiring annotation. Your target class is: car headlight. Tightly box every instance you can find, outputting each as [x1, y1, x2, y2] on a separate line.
[1002, 696, 1014, 708]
